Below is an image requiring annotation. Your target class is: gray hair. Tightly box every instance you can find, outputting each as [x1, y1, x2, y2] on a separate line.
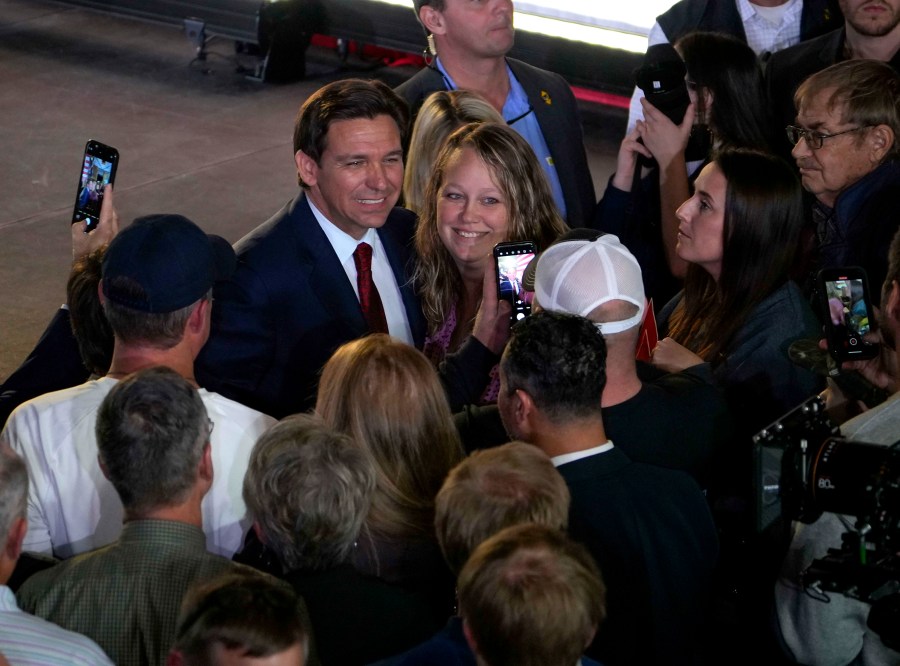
[96, 366, 208, 515]
[0, 444, 27, 540]
[243, 414, 376, 571]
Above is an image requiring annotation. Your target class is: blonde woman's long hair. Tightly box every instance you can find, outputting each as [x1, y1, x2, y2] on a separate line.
[415, 122, 568, 331]
[403, 90, 503, 216]
[316, 334, 464, 541]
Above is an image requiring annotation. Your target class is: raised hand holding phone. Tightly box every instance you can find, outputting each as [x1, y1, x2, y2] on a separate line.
[72, 140, 118, 233]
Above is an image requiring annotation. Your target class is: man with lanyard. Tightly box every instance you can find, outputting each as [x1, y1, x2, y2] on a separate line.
[395, 0, 595, 228]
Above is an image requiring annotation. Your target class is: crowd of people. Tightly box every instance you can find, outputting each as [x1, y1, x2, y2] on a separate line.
[2, 0, 900, 664]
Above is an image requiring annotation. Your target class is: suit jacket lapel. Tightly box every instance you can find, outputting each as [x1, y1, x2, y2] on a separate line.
[292, 195, 369, 339]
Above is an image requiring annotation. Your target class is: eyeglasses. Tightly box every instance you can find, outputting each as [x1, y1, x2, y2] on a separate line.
[785, 124, 872, 150]
[206, 418, 215, 440]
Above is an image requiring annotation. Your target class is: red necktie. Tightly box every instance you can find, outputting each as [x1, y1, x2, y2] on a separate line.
[353, 242, 389, 334]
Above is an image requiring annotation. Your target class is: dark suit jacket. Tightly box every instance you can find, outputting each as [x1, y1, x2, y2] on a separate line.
[558, 447, 718, 666]
[395, 58, 596, 229]
[765, 27, 900, 152]
[657, 0, 841, 47]
[195, 194, 426, 419]
[0, 308, 90, 427]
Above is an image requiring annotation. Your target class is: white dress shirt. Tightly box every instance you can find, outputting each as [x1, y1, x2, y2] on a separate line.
[627, 0, 804, 132]
[2, 377, 275, 559]
[309, 198, 415, 346]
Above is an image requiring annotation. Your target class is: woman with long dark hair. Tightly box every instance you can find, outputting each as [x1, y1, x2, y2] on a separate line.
[651, 148, 821, 435]
[597, 31, 775, 306]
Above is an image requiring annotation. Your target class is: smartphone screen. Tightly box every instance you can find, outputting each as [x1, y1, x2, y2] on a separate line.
[72, 141, 118, 232]
[820, 268, 878, 362]
[494, 241, 536, 322]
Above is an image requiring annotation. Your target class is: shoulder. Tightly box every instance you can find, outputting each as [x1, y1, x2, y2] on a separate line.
[395, 67, 445, 111]
[233, 196, 311, 260]
[767, 28, 842, 73]
[507, 58, 571, 95]
[3, 379, 111, 450]
[380, 206, 418, 246]
[199, 389, 277, 432]
[0, 602, 113, 665]
[656, 0, 709, 40]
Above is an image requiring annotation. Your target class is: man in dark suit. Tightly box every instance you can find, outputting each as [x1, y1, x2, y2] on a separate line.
[766, 0, 900, 146]
[497, 311, 718, 666]
[195, 79, 427, 419]
[396, 0, 595, 228]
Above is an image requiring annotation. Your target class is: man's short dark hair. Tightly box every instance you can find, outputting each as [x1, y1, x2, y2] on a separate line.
[501, 311, 607, 423]
[68, 247, 114, 376]
[96, 366, 208, 515]
[102, 282, 209, 350]
[174, 572, 308, 665]
[292, 78, 410, 188]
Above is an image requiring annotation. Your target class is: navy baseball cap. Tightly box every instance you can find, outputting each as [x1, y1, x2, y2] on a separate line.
[101, 214, 236, 313]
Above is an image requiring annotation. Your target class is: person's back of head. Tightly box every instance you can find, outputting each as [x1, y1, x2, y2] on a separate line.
[68, 246, 114, 376]
[168, 572, 308, 666]
[794, 59, 900, 161]
[435, 441, 570, 576]
[96, 366, 210, 518]
[243, 413, 375, 572]
[500, 311, 607, 426]
[458, 524, 606, 666]
[316, 334, 463, 540]
[530, 229, 646, 342]
[100, 214, 235, 351]
[404, 90, 504, 215]
[675, 30, 773, 151]
[0, 444, 28, 584]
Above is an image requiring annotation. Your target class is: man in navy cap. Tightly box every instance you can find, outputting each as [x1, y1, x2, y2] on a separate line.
[1, 214, 275, 561]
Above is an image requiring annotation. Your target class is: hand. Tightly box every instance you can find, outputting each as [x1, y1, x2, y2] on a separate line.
[818, 331, 898, 395]
[72, 184, 119, 262]
[650, 337, 704, 373]
[611, 125, 653, 192]
[638, 98, 695, 170]
[472, 263, 512, 355]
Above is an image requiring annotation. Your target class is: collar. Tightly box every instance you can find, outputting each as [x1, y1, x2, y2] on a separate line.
[0, 586, 18, 612]
[551, 441, 614, 467]
[434, 57, 528, 123]
[118, 519, 208, 551]
[307, 196, 380, 265]
[737, 0, 800, 21]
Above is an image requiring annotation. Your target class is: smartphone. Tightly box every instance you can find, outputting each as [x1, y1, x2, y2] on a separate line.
[72, 140, 118, 233]
[494, 240, 536, 323]
[818, 267, 879, 363]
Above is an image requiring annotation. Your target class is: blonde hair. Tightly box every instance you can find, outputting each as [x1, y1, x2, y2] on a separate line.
[436, 442, 570, 576]
[415, 122, 568, 331]
[403, 90, 503, 215]
[316, 335, 464, 541]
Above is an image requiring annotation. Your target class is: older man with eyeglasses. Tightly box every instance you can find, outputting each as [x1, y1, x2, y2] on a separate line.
[787, 58, 900, 306]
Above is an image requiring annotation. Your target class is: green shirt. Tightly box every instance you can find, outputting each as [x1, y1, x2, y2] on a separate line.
[17, 520, 275, 666]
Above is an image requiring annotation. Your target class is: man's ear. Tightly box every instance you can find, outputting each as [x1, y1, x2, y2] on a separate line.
[198, 441, 214, 486]
[885, 279, 900, 327]
[419, 5, 445, 35]
[868, 124, 894, 164]
[295, 150, 319, 189]
[512, 388, 538, 438]
[186, 298, 209, 337]
[5, 517, 27, 562]
[98, 454, 111, 481]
